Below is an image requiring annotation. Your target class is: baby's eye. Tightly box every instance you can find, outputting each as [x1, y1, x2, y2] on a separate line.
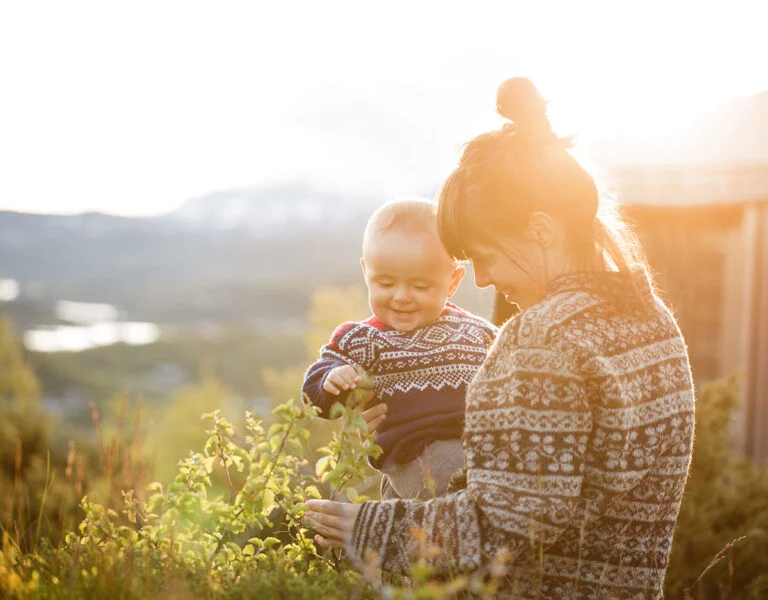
[414, 284, 430, 291]
[377, 281, 394, 288]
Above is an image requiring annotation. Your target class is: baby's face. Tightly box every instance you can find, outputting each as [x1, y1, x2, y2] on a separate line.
[361, 230, 464, 332]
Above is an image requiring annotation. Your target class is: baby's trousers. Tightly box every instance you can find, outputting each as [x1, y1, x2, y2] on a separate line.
[379, 439, 464, 501]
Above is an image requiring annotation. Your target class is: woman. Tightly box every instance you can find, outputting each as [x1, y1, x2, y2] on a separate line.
[305, 78, 695, 599]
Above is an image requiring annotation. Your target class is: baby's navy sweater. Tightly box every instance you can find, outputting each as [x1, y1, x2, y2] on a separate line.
[302, 303, 497, 470]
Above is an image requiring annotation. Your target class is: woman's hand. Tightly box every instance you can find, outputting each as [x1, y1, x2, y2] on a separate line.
[304, 500, 362, 550]
[360, 401, 387, 433]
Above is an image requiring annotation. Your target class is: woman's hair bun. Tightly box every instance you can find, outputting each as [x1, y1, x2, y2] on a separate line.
[496, 77, 548, 125]
[496, 77, 562, 145]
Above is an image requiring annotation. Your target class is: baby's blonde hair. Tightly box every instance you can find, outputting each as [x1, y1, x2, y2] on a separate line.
[362, 198, 445, 255]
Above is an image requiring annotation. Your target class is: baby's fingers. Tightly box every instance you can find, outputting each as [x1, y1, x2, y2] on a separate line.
[335, 369, 359, 390]
[322, 378, 342, 395]
[341, 367, 361, 388]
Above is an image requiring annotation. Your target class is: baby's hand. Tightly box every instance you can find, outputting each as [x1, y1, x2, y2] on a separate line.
[323, 365, 361, 396]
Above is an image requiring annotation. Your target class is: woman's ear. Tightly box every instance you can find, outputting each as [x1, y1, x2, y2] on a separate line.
[447, 265, 466, 297]
[526, 212, 558, 248]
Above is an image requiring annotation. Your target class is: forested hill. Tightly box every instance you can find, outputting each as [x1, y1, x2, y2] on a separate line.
[0, 183, 386, 330]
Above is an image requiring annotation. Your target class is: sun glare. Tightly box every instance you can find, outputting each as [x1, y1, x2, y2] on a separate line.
[0, 1, 765, 215]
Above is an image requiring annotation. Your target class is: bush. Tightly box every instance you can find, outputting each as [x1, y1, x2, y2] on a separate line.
[0, 397, 385, 599]
[666, 375, 768, 599]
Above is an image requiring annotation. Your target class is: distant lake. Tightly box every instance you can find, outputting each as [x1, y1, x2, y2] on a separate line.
[24, 300, 160, 352]
[0, 278, 19, 301]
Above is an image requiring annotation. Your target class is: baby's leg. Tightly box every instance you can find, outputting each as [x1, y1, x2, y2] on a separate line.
[382, 440, 465, 500]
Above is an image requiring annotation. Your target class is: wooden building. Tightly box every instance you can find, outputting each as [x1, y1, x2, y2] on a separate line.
[617, 164, 768, 464]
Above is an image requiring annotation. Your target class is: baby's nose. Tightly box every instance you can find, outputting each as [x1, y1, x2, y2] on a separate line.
[393, 286, 412, 302]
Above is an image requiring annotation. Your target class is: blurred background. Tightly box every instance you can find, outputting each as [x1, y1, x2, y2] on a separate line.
[1, 2, 768, 592]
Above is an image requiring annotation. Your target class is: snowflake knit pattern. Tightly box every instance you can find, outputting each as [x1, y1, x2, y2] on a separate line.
[349, 270, 695, 600]
[302, 303, 497, 469]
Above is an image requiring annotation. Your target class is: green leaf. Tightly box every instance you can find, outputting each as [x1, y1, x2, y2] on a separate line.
[315, 455, 334, 478]
[263, 489, 276, 513]
[329, 402, 345, 419]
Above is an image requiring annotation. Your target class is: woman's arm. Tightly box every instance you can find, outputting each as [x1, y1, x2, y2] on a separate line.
[308, 345, 591, 576]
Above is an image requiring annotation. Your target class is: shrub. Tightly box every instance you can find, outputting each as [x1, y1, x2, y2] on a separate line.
[0, 398, 384, 599]
[666, 375, 768, 599]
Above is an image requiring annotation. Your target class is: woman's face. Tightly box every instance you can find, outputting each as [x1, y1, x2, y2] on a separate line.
[466, 235, 549, 311]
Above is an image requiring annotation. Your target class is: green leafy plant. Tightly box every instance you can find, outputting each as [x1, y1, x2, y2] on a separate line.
[666, 375, 768, 599]
[0, 396, 386, 599]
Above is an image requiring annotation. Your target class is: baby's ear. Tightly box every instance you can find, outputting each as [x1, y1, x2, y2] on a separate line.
[447, 265, 466, 297]
[359, 257, 367, 276]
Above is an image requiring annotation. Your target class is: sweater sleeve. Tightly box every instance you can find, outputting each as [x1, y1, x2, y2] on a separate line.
[349, 344, 591, 575]
[301, 356, 352, 418]
[301, 321, 379, 418]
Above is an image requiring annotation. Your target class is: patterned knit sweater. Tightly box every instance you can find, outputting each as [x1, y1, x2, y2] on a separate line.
[350, 270, 695, 599]
[302, 303, 497, 469]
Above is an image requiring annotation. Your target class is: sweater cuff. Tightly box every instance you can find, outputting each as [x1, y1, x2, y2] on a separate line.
[318, 372, 351, 416]
[349, 500, 396, 568]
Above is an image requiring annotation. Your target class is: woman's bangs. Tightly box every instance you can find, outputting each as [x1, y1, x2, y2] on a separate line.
[437, 170, 480, 262]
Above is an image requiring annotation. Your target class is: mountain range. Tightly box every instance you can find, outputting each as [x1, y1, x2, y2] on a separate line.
[1, 88, 766, 333]
[0, 183, 383, 330]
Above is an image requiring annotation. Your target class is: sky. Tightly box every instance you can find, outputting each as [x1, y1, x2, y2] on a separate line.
[1, 0, 766, 216]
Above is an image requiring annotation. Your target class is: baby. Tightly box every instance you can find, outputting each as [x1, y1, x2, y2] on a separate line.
[302, 199, 497, 500]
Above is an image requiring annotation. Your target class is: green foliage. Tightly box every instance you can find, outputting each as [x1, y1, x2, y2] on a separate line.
[30, 330, 305, 410]
[315, 402, 382, 502]
[0, 318, 80, 551]
[0, 317, 39, 409]
[303, 285, 369, 358]
[143, 377, 242, 483]
[346, 365, 376, 410]
[0, 397, 385, 599]
[666, 375, 768, 599]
